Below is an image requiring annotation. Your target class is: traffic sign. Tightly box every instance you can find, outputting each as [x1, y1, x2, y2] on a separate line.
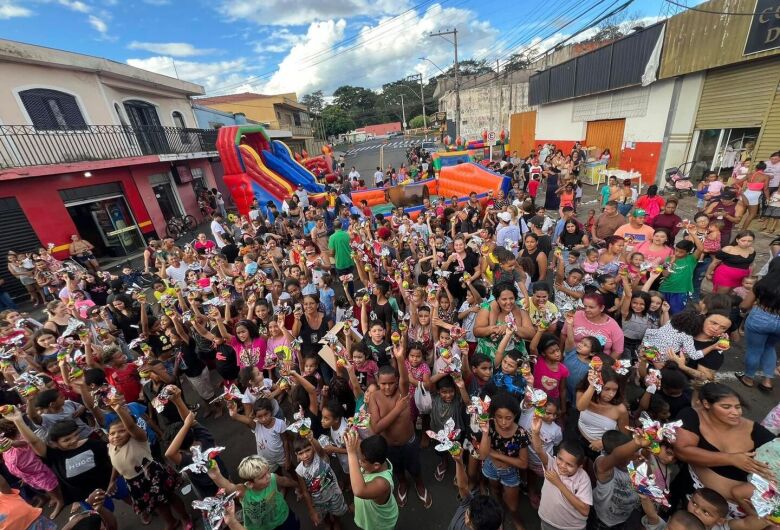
[487, 131, 496, 142]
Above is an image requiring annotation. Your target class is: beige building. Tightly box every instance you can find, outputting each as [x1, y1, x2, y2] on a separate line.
[0, 38, 221, 301]
[195, 92, 326, 154]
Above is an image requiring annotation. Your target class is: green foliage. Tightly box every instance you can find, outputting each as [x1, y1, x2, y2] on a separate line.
[409, 115, 425, 128]
[321, 105, 355, 137]
[300, 90, 324, 114]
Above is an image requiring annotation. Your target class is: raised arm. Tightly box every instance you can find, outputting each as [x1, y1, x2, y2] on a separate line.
[8, 408, 47, 456]
[111, 397, 147, 441]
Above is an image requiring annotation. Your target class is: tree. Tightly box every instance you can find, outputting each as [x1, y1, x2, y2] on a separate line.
[446, 59, 494, 77]
[321, 104, 355, 137]
[503, 51, 532, 73]
[300, 90, 324, 114]
[409, 115, 425, 128]
[582, 10, 645, 44]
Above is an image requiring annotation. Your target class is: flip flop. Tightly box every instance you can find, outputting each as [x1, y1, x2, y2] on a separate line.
[735, 372, 754, 388]
[416, 486, 432, 509]
[435, 462, 446, 482]
[396, 485, 408, 507]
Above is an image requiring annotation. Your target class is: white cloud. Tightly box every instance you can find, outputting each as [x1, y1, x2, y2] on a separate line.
[217, 0, 409, 26]
[250, 4, 497, 96]
[126, 56, 251, 93]
[57, 0, 89, 13]
[0, 0, 33, 18]
[88, 14, 108, 34]
[128, 41, 218, 57]
[253, 28, 304, 54]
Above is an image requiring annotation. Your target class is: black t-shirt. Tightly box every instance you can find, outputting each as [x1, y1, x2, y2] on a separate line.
[146, 332, 174, 358]
[214, 343, 240, 381]
[85, 281, 110, 306]
[690, 338, 725, 371]
[176, 340, 205, 378]
[362, 337, 392, 367]
[190, 328, 216, 362]
[660, 388, 693, 420]
[370, 298, 394, 331]
[178, 425, 230, 498]
[142, 381, 182, 430]
[222, 244, 239, 263]
[45, 439, 112, 503]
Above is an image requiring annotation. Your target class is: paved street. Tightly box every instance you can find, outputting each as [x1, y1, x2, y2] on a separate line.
[340, 136, 435, 186]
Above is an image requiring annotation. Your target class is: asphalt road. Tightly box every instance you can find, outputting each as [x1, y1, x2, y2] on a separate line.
[48, 182, 779, 530]
[340, 135, 435, 186]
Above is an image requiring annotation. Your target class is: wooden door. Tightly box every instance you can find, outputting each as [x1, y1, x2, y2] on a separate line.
[509, 110, 536, 157]
[586, 118, 625, 167]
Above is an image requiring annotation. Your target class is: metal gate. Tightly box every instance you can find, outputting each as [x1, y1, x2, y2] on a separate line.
[0, 197, 42, 301]
[509, 111, 536, 157]
[586, 119, 626, 167]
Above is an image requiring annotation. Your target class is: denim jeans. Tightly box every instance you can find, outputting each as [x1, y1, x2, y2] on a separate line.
[744, 305, 780, 379]
[691, 256, 712, 303]
[0, 290, 16, 310]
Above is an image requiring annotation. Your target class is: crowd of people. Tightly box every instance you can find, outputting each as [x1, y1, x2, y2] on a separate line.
[1, 141, 779, 530]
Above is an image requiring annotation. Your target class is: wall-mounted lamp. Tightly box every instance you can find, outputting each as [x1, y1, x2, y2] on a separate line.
[83, 171, 92, 178]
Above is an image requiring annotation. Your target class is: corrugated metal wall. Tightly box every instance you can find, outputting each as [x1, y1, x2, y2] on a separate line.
[509, 111, 537, 156]
[756, 91, 780, 163]
[695, 59, 780, 130]
[586, 119, 625, 167]
[528, 23, 664, 106]
[660, 0, 780, 79]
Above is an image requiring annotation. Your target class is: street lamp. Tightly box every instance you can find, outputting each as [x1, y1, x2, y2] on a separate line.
[419, 57, 448, 77]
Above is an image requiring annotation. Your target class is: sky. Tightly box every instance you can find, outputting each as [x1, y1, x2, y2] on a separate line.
[0, 0, 674, 98]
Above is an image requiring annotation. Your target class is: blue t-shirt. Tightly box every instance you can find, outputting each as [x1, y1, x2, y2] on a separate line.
[103, 402, 157, 445]
[320, 287, 335, 317]
[564, 350, 590, 404]
[491, 371, 526, 396]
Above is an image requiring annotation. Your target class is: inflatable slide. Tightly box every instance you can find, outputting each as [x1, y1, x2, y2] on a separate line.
[216, 124, 324, 216]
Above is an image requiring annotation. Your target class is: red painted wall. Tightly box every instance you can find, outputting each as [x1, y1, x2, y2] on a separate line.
[618, 142, 661, 185]
[0, 167, 153, 259]
[534, 139, 661, 185]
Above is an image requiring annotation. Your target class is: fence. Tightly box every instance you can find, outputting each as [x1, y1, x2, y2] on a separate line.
[0, 124, 218, 169]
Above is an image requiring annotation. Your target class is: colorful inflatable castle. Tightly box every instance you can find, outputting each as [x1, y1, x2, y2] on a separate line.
[216, 124, 325, 216]
[351, 162, 510, 219]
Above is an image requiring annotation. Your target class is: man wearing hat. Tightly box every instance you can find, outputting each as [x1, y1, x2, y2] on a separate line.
[496, 211, 520, 255]
[614, 208, 655, 245]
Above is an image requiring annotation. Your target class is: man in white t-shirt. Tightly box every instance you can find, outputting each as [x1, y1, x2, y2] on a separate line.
[373, 166, 384, 187]
[210, 214, 226, 248]
[765, 152, 780, 191]
[348, 166, 360, 183]
[165, 256, 189, 288]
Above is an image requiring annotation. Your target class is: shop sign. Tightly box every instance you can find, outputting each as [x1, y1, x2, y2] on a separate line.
[745, 0, 780, 55]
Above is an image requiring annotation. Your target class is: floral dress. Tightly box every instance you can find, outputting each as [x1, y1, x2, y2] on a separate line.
[475, 301, 527, 363]
[405, 358, 430, 420]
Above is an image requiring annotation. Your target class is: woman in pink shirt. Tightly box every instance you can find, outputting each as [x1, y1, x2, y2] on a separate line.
[216, 317, 267, 370]
[634, 229, 673, 267]
[193, 233, 216, 254]
[565, 292, 624, 359]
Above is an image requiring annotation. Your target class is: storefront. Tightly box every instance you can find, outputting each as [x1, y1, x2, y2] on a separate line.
[0, 157, 217, 262]
[685, 59, 779, 181]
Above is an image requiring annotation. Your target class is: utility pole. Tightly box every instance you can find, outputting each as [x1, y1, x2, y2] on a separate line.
[430, 28, 460, 138]
[404, 73, 427, 132]
[400, 93, 407, 130]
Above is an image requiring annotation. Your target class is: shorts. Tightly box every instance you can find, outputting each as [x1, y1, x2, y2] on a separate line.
[186, 366, 216, 400]
[314, 491, 349, 517]
[386, 434, 422, 477]
[481, 456, 520, 487]
[743, 189, 762, 206]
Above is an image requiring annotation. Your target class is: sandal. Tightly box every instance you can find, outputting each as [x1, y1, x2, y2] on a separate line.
[735, 372, 754, 388]
[415, 485, 432, 509]
[435, 462, 446, 482]
[396, 484, 408, 507]
[757, 383, 773, 393]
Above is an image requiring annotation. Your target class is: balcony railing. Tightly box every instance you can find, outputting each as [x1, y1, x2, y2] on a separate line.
[0, 124, 218, 170]
[290, 124, 313, 137]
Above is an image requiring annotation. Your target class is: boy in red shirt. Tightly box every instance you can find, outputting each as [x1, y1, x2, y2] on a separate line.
[528, 175, 541, 206]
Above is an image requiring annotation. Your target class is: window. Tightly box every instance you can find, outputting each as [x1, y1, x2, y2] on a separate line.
[19, 88, 87, 130]
[114, 103, 128, 126]
[172, 111, 187, 129]
[293, 112, 301, 126]
[190, 167, 206, 196]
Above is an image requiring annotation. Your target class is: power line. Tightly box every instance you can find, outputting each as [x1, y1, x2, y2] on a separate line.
[203, 0, 460, 96]
[663, 0, 770, 15]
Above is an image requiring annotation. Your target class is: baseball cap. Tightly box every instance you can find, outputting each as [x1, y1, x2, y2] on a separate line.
[497, 212, 512, 223]
[631, 209, 647, 218]
[529, 215, 545, 228]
